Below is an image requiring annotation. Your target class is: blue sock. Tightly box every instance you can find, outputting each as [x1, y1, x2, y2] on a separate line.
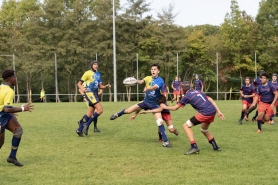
[257, 120, 263, 130]
[78, 115, 89, 131]
[253, 111, 258, 118]
[10, 136, 21, 158]
[158, 125, 168, 142]
[190, 141, 198, 148]
[86, 112, 100, 126]
[117, 109, 126, 117]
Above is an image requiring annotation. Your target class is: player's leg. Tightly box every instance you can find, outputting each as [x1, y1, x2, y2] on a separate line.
[239, 102, 247, 124]
[182, 117, 200, 155]
[265, 105, 274, 125]
[256, 107, 265, 133]
[0, 132, 5, 149]
[163, 113, 178, 136]
[76, 106, 94, 136]
[200, 122, 221, 151]
[93, 117, 100, 132]
[153, 112, 171, 148]
[6, 117, 23, 166]
[110, 104, 141, 120]
[83, 103, 103, 135]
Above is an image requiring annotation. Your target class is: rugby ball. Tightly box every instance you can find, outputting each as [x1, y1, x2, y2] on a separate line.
[123, 77, 137, 86]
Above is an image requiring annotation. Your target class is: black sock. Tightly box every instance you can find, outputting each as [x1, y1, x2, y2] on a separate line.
[257, 120, 263, 130]
[209, 138, 219, 150]
[253, 111, 258, 118]
[94, 118, 98, 128]
[240, 111, 245, 120]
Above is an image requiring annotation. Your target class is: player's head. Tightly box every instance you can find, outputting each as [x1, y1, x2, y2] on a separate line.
[90, 60, 98, 71]
[272, 73, 277, 82]
[259, 70, 265, 77]
[260, 72, 269, 84]
[245, 77, 251, 85]
[2, 69, 17, 86]
[180, 81, 191, 94]
[195, 74, 199, 80]
[157, 94, 166, 105]
[175, 76, 179, 81]
[150, 63, 160, 77]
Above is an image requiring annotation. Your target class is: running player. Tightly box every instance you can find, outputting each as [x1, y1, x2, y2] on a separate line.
[110, 63, 172, 148]
[268, 73, 278, 124]
[238, 77, 255, 124]
[194, 74, 204, 92]
[76, 60, 111, 136]
[250, 72, 278, 133]
[140, 81, 224, 155]
[0, 70, 34, 166]
[171, 76, 181, 104]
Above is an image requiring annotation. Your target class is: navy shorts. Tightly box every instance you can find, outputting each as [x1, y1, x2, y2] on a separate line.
[85, 92, 100, 107]
[137, 102, 159, 110]
[0, 111, 13, 133]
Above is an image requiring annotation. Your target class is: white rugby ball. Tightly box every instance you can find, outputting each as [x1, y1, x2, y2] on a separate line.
[123, 77, 137, 86]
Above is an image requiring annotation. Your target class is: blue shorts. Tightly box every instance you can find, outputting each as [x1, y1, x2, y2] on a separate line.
[85, 92, 100, 107]
[0, 111, 13, 133]
[137, 102, 159, 110]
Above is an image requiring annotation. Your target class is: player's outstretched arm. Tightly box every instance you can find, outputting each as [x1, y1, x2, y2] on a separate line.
[160, 103, 180, 111]
[207, 97, 225, 120]
[99, 83, 111, 89]
[4, 103, 34, 113]
[137, 79, 144, 85]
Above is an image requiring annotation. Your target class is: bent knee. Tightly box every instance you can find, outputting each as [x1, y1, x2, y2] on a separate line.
[14, 127, 23, 138]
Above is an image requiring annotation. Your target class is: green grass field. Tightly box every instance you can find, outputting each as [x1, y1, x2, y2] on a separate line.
[1, 101, 278, 185]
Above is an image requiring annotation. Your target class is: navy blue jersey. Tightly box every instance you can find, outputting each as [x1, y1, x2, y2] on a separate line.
[172, 80, 181, 91]
[179, 89, 216, 116]
[256, 83, 277, 104]
[194, 79, 203, 91]
[240, 84, 255, 103]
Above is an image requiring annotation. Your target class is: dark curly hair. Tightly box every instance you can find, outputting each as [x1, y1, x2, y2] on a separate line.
[2, 70, 15, 80]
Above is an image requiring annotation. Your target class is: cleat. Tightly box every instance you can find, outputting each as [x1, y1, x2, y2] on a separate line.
[7, 157, 23, 167]
[173, 129, 179, 136]
[184, 147, 200, 155]
[82, 124, 89, 135]
[76, 129, 83, 137]
[94, 127, 100, 132]
[162, 141, 172, 148]
[238, 119, 242, 125]
[244, 116, 249, 121]
[214, 148, 221, 151]
[110, 113, 118, 120]
[257, 129, 262, 133]
[252, 117, 257, 122]
[158, 139, 163, 142]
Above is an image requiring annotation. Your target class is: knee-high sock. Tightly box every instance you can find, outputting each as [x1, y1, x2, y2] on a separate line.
[253, 110, 258, 118]
[94, 117, 98, 128]
[78, 115, 89, 131]
[86, 112, 100, 126]
[257, 119, 263, 130]
[240, 111, 245, 120]
[117, 109, 125, 117]
[10, 136, 21, 158]
[158, 125, 168, 142]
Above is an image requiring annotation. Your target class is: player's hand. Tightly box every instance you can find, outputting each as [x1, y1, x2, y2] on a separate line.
[106, 84, 111, 88]
[129, 115, 136, 121]
[218, 112, 225, 120]
[22, 103, 34, 112]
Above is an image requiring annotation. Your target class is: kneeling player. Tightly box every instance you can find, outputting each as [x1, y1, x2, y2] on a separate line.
[141, 81, 225, 155]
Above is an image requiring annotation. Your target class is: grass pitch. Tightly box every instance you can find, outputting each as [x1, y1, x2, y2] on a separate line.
[0, 101, 278, 185]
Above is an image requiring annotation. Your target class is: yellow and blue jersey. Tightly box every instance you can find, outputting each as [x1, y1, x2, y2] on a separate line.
[80, 70, 102, 94]
[143, 76, 164, 105]
[0, 84, 14, 112]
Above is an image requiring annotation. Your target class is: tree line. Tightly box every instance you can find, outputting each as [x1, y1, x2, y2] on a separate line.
[0, 0, 277, 102]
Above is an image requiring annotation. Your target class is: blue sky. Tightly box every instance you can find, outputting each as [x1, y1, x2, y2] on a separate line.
[0, 0, 262, 27]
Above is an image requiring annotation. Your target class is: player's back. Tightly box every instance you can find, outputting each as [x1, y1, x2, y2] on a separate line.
[183, 90, 216, 116]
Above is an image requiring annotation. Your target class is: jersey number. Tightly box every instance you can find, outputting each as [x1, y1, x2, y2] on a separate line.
[197, 94, 206, 101]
